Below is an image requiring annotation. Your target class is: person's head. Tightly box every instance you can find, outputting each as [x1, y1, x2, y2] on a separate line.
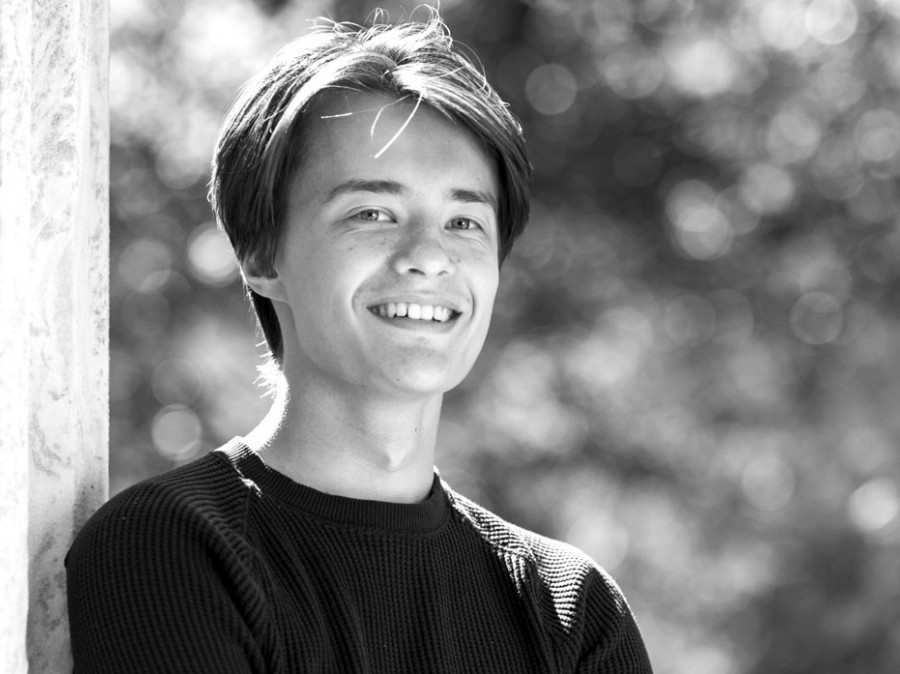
[209, 9, 531, 376]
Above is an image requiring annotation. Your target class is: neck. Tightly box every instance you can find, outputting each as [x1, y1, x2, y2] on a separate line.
[244, 374, 442, 504]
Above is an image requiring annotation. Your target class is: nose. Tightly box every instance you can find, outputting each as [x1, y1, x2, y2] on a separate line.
[391, 223, 455, 277]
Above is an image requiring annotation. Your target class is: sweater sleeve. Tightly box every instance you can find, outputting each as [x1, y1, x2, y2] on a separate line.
[516, 528, 653, 674]
[444, 487, 653, 673]
[575, 595, 653, 674]
[66, 475, 269, 674]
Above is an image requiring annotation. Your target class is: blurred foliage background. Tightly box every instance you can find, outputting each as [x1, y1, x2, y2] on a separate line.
[110, 0, 900, 671]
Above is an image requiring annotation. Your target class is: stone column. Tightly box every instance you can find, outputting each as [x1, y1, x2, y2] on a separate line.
[0, 0, 109, 672]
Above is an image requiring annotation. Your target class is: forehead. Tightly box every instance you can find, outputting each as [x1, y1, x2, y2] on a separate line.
[306, 89, 463, 144]
[293, 90, 497, 193]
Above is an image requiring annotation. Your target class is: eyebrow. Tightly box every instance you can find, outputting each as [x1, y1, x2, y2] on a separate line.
[325, 179, 402, 203]
[325, 179, 497, 211]
[451, 188, 497, 211]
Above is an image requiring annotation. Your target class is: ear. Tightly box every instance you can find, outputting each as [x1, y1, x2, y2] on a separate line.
[240, 255, 287, 303]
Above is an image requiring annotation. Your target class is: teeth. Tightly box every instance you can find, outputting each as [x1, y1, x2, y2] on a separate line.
[371, 302, 455, 322]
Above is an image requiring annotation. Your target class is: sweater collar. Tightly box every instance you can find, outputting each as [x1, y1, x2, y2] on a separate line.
[219, 438, 450, 533]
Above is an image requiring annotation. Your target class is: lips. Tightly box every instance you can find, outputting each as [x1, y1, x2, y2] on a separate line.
[368, 302, 459, 323]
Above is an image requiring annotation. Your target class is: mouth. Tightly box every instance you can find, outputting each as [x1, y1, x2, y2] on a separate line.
[367, 302, 461, 324]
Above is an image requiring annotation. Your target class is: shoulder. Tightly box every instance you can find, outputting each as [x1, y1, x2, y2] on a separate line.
[68, 444, 256, 565]
[66, 444, 271, 670]
[444, 481, 611, 593]
[445, 483, 651, 670]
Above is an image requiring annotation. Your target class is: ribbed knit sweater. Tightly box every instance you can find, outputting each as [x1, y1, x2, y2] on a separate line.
[66, 439, 652, 673]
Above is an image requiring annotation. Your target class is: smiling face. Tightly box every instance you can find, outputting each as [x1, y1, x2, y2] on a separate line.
[251, 91, 501, 399]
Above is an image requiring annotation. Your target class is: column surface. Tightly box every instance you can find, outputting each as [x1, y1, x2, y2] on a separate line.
[0, 0, 34, 670]
[0, 0, 109, 671]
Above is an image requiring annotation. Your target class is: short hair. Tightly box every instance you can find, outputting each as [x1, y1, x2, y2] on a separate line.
[209, 9, 532, 366]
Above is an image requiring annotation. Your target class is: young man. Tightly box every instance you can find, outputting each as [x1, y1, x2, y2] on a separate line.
[67, 12, 652, 673]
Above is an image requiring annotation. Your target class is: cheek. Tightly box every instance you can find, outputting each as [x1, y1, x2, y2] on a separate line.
[473, 256, 500, 297]
[468, 270, 499, 344]
[454, 239, 499, 277]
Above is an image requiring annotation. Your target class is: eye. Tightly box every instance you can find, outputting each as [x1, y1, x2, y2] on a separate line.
[353, 208, 391, 222]
[449, 217, 481, 231]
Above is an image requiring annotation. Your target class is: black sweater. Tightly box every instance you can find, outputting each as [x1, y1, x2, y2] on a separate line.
[66, 439, 652, 673]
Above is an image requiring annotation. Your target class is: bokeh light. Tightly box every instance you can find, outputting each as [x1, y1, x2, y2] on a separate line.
[117, 238, 173, 292]
[603, 46, 664, 99]
[741, 453, 796, 512]
[664, 36, 742, 99]
[187, 222, 241, 287]
[790, 291, 844, 345]
[150, 404, 204, 461]
[666, 180, 734, 260]
[524, 63, 578, 115]
[847, 478, 900, 535]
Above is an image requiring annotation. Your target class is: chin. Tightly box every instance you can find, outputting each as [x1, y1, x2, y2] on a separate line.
[387, 377, 458, 399]
[364, 349, 473, 396]
[375, 368, 466, 399]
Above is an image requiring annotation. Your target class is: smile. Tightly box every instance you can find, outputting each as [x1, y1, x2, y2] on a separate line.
[368, 302, 459, 323]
